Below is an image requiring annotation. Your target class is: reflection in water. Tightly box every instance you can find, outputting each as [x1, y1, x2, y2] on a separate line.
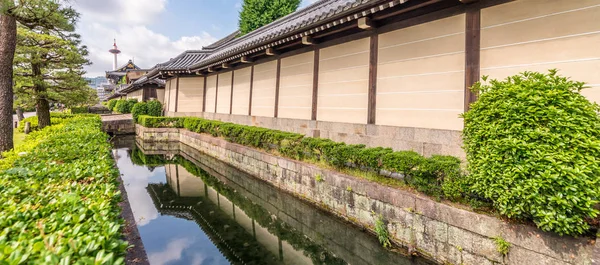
[113, 139, 435, 265]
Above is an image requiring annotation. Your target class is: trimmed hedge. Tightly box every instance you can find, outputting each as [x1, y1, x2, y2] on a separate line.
[463, 70, 600, 235]
[0, 115, 127, 263]
[131, 102, 148, 122]
[114, 99, 137, 114]
[70, 106, 89, 114]
[146, 100, 162, 117]
[107, 99, 117, 111]
[131, 100, 162, 122]
[137, 115, 463, 200]
[17, 113, 95, 133]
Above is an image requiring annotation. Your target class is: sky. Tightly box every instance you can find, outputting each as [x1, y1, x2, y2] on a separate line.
[73, 0, 318, 77]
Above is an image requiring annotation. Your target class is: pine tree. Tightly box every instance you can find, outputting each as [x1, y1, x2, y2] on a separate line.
[239, 0, 301, 35]
[0, 0, 80, 151]
[14, 25, 91, 128]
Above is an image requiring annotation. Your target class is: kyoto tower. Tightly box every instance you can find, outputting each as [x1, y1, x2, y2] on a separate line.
[108, 39, 121, 70]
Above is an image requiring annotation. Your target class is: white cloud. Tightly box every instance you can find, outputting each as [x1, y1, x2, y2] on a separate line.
[148, 238, 193, 265]
[72, 0, 217, 77]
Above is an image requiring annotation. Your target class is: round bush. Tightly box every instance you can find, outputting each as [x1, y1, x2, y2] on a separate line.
[462, 70, 600, 235]
[131, 102, 148, 122]
[114, 99, 137, 114]
[107, 99, 117, 111]
[146, 100, 162, 117]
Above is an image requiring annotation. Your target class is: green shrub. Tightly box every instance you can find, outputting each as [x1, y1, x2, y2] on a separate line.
[462, 70, 600, 235]
[0, 115, 127, 263]
[70, 106, 89, 114]
[131, 102, 148, 122]
[114, 99, 137, 114]
[17, 113, 89, 133]
[136, 116, 466, 202]
[146, 100, 162, 117]
[107, 99, 117, 111]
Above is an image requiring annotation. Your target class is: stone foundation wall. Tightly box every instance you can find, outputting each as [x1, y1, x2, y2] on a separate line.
[101, 114, 135, 135]
[136, 125, 599, 265]
[165, 111, 465, 159]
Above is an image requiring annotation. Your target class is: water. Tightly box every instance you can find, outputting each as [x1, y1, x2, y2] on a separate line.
[112, 137, 435, 265]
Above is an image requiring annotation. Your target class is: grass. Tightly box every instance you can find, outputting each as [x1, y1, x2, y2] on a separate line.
[13, 129, 26, 147]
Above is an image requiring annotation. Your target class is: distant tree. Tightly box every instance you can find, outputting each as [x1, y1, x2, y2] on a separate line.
[238, 0, 301, 35]
[13, 6, 90, 129]
[0, 0, 80, 151]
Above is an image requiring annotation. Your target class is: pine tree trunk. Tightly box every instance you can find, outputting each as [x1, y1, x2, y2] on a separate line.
[36, 97, 50, 129]
[0, 12, 16, 152]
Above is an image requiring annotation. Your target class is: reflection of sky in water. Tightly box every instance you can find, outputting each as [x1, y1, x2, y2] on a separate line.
[114, 149, 228, 265]
[114, 149, 164, 226]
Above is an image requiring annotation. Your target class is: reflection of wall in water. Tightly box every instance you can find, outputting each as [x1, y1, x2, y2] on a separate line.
[163, 163, 313, 265]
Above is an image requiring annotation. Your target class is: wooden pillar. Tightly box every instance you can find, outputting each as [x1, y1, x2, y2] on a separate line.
[230, 70, 235, 114]
[464, 4, 481, 111]
[274, 59, 281, 118]
[166, 79, 172, 112]
[174, 77, 180, 112]
[248, 65, 254, 116]
[311, 48, 319, 120]
[367, 33, 379, 124]
[214, 74, 219, 113]
[202, 76, 207, 112]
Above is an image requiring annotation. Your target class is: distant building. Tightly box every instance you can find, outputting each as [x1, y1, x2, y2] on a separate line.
[84, 76, 110, 101]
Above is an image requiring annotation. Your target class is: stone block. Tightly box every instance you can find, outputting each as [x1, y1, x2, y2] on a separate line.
[461, 251, 494, 265]
[506, 246, 563, 265]
[447, 225, 503, 263]
[422, 143, 443, 157]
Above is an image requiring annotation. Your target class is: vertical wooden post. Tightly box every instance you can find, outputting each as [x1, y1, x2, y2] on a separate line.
[464, 4, 481, 112]
[311, 48, 319, 120]
[214, 74, 219, 113]
[202, 76, 207, 112]
[174, 76, 180, 112]
[166, 79, 172, 113]
[274, 59, 281, 118]
[367, 33, 379, 124]
[230, 70, 235, 114]
[248, 65, 254, 116]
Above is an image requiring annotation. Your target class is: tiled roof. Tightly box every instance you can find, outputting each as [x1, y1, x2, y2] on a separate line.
[203, 30, 240, 50]
[189, 0, 408, 70]
[121, 76, 165, 93]
[155, 51, 211, 71]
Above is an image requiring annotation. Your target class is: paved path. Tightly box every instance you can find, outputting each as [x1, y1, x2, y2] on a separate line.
[13, 112, 35, 125]
[100, 114, 132, 122]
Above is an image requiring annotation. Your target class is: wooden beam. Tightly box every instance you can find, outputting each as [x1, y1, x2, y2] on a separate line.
[274, 59, 281, 118]
[222, 62, 230, 69]
[195, 71, 204, 76]
[358, 17, 373, 29]
[464, 4, 480, 112]
[302, 35, 314, 45]
[230, 71, 234, 114]
[241, 56, 253, 63]
[367, 33, 378, 124]
[266, 47, 278, 56]
[248, 66, 254, 115]
[214, 74, 219, 113]
[311, 48, 320, 121]
[202, 76, 207, 112]
[174, 77, 180, 112]
[208, 66, 215, 73]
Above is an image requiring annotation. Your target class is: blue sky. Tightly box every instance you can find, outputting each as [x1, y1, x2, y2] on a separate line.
[74, 0, 316, 77]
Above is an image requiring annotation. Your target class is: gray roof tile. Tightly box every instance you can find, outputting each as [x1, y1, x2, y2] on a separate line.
[188, 0, 398, 70]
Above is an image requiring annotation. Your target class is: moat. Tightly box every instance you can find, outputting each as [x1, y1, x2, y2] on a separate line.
[112, 137, 434, 265]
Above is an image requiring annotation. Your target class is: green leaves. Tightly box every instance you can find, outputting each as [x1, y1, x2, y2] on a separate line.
[238, 0, 301, 35]
[113, 99, 137, 114]
[462, 70, 600, 235]
[131, 101, 148, 122]
[137, 115, 466, 200]
[0, 115, 128, 263]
